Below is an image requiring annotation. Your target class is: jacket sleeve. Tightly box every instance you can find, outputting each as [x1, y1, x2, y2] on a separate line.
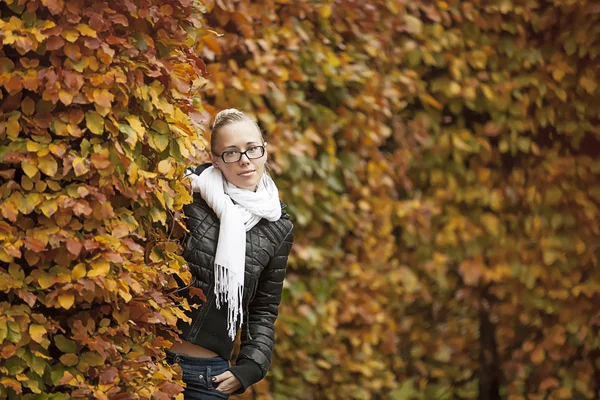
[228, 223, 293, 393]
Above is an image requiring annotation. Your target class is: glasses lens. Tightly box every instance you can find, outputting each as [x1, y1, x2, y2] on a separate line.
[247, 146, 264, 159]
[222, 151, 240, 163]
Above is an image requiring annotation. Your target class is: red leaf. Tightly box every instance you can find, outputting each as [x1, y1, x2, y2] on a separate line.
[66, 238, 83, 256]
[42, 0, 65, 15]
[24, 236, 47, 252]
[99, 367, 119, 385]
[105, 252, 124, 263]
[5, 74, 23, 94]
[46, 36, 65, 51]
[72, 201, 93, 216]
[17, 289, 37, 307]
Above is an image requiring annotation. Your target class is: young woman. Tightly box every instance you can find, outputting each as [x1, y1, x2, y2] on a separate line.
[167, 109, 293, 399]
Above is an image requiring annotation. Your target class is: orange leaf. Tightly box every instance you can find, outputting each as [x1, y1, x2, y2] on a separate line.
[531, 346, 544, 364]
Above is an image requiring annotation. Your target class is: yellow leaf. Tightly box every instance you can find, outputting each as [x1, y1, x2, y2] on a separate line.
[318, 4, 331, 18]
[22, 97, 36, 115]
[326, 51, 340, 68]
[469, 50, 488, 69]
[47, 180, 61, 191]
[38, 274, 54, 289]
[580, 75, 597, 94]
[76, 24, 97, 37]
[118, 288, 132, 302]
[447, 81, 461, 96]
[404, 15, 423, 34]
[481, 213, 501, 237]
[552, 68, 565, 82]
[51, 119, 69, 136]
[58, 90, 74, 106]
[59, 353, 79, 367]
[39, 199, 58, 217]
[61, 30, 80, 43]
[21, 175, 34, 191]
[6, 119, 20, 138]
[21, 161, 39, 178]
[58, 293, 75, 310]
[157, 159, 172, 175]
[29, 324, 47, 343]
[557, 388, 572, 399]
[26, 141, 43, 152]
[419, 94, 443, 110]
[38, 155, 58, 177]
[85, 111, 104, 135]
[150, 133, 169, 152]
[480, 84, 494, 100]
[125, 115, 146, 137]
[88, 260, 110, 277]
[72, 157, 89, 176]
[72, 263, 87, 280]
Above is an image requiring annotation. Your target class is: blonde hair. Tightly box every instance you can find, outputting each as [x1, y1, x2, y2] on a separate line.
[211, 108, 264, 153]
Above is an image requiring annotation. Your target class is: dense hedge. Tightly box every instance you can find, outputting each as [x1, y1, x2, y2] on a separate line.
[0, 0, 206, 398]
[195, 1, 600, 399]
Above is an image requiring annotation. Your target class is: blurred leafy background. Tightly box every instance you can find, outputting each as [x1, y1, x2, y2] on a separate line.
[193, 1, 600, 399]
[1, 0, 599, 399]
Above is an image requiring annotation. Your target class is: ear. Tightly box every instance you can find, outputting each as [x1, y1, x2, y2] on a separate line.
[210, 153, 220, 169]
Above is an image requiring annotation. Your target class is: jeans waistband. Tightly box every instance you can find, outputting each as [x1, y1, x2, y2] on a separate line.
[165, 350, 228, 366]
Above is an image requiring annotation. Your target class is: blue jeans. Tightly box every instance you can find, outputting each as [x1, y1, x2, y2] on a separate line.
[166, 351, 231, 399]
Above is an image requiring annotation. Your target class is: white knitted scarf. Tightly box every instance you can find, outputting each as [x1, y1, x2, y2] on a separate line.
[189, 166, 282, 339]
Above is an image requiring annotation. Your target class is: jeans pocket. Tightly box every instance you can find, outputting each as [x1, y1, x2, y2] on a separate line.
[206, 366, 231, 398]
[179, 364, 229, 399]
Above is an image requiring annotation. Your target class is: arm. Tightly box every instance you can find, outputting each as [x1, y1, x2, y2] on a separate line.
[228, 224, 294, 393]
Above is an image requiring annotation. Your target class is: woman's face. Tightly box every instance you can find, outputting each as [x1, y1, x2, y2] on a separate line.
[211, 120, 267, 191]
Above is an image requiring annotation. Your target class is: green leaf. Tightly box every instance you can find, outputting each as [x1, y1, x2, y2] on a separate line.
[54, 335, 77, 353]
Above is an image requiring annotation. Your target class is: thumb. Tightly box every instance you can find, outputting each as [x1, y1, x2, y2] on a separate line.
[212, 371, 228, 384]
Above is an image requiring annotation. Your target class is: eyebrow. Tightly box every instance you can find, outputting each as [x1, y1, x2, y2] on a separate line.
[222, 142, 260, 150]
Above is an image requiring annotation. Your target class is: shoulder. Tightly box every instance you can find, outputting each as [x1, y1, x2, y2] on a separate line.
[278, 202, 293, 231]
[261, 202, 293, 246]
[183, 162, 213, 212]
[190, 162, 212, 176]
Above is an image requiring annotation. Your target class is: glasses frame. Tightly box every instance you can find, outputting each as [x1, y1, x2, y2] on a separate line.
[214, 144, 266, 164]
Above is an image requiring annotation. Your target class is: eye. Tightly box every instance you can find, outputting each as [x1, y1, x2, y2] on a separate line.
[222, 150, 239, 156]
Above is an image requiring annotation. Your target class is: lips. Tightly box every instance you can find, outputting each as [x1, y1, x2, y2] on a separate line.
[238, 170, 256, 177]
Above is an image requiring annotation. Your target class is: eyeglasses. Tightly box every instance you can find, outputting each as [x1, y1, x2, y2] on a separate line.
[215, 145, 266, 164]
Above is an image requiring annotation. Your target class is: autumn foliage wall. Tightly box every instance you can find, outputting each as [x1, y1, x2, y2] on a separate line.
[0, 0, 207, 398]
[195, 1, 600, 399]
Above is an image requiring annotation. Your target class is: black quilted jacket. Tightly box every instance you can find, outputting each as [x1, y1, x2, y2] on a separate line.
[176, 163, 293, 393]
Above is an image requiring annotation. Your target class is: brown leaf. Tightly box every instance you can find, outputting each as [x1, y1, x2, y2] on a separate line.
[189, 286, 206, 302]
[46, 35, 65, 51]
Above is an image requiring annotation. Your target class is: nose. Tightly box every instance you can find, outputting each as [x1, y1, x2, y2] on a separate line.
[239, 153, 250, 164]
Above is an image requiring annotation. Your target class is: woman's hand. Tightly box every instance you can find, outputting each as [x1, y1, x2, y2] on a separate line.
[213, 371, 242, 394]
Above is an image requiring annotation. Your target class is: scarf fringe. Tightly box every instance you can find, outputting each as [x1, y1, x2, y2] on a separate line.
[214, 264, 244, 340]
